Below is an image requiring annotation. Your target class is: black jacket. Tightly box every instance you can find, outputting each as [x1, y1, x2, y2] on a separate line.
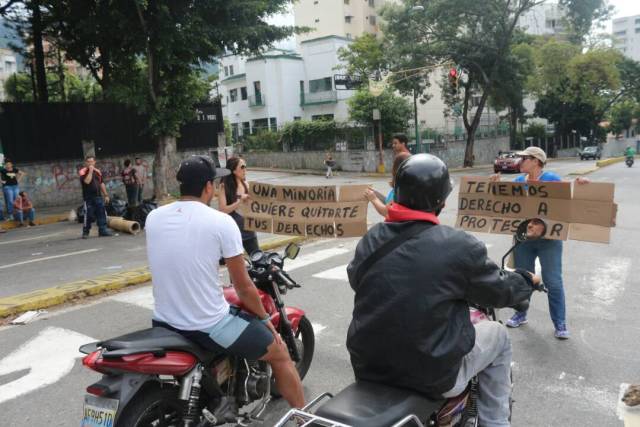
[346, 221, 534, 397]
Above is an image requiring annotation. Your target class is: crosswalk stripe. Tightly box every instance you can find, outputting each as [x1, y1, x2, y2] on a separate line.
[312, 264, 349, 281]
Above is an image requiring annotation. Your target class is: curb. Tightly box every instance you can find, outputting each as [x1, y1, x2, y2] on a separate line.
[0, 235, 306, 318]
[1, 212, 68, 231]
[568, 155, 638, 176]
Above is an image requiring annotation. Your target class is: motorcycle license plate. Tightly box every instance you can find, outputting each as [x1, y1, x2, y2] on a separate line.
[81, 395, 119, 427]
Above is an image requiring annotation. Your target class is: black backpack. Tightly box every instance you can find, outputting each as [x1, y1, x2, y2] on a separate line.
[106, 195, 128, 217]
[125, 198, 158, 228]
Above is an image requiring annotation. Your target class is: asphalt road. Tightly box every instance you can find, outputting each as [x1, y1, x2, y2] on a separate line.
[2, 158, 638, 426]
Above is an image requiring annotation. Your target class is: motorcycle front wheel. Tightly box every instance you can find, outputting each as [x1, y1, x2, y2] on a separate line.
[272, 315, 315, 397]
[116, 385, 184, 427]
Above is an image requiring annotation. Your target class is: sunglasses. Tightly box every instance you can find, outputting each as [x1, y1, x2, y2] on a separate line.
[520, 156, 535, 161]
[239, 165, 246, 169]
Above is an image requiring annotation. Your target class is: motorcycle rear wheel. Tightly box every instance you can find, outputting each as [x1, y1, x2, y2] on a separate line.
[271, 315, 315, 397]
[116, 385, 184, 427]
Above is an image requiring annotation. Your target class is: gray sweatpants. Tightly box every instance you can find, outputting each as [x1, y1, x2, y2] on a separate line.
[442, 321, 512, 427]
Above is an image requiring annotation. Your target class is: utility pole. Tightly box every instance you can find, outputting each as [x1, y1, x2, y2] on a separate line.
[373, 108, 385, 173]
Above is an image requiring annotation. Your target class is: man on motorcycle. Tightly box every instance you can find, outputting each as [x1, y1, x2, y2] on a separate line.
[145, 155, 305, 409]
[625, 146, 636, 158]
[346, 154, 541, 427]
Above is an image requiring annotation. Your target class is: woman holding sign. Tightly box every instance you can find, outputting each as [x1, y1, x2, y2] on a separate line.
[491, 146, 589, 340]
[218, 157, 260, 255]
[365, 152, 411, 218]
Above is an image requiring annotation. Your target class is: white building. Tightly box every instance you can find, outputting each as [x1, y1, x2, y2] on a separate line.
[0, 47, 18, 101]
[518, 2, 568, 37]
[612, 15, 640, 62]
[293, 0, 396, 45]
[219, 37, 356, 142]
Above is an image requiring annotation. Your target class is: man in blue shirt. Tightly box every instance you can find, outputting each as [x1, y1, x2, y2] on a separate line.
[492, 147, 589, 340]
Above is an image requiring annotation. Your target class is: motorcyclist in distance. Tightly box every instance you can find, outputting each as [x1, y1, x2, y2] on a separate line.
[346, 154, 542, 427]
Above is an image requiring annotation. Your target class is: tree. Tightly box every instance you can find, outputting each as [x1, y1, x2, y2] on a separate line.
[337, 33, 386, 83]
[379, 3, 434, 147]
[414, 0, 543, 166]
[1, 0, 51, 102]
[348, 89, 412, 143]
[4, 72, 33, 101]
[559, 0, 612, 45]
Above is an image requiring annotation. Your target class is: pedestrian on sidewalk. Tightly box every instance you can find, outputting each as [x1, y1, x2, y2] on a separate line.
[365, 152, 411, 218]
[324, 153, 335, 179]
[1, 159, 25, 220]
[121, 159, 140, 206]
[391, 134, 411, 156]
[133, 157, 147, 203]
[217, 157, 259, 255]
[79, 155, 113, 239]
[13, 191, 36, 227]
[491, 146, 590, 340]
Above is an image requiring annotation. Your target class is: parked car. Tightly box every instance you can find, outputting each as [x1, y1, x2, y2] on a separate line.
[580, 146, 601, 160]
[494, 151, 523, 173]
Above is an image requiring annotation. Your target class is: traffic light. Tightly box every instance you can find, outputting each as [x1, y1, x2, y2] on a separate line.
[448, 68, 459, 92]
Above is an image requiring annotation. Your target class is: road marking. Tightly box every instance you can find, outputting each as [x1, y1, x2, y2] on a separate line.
[285, 247, 351, 272]
[0, 327, 95, 404]
[0, 248, 100, 270]
[313, 264, 349, 281]
[312, 323, 327, 337]
[108, 285, 154, 310]
[0, 232, 64, 245]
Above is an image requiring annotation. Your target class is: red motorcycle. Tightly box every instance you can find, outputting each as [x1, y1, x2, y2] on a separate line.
[275, 219, 547, 427]
[79, 243, 314, 427]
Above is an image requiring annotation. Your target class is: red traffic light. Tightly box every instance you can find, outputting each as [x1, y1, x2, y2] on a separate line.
[449, 68, 458, 78]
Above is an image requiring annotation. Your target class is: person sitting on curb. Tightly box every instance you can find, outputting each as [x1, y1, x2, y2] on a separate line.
[490, 146, 590, 340]
[13, 191, 36, 227]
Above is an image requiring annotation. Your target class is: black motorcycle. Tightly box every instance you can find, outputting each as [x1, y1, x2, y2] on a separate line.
[275, 219, 548, 427]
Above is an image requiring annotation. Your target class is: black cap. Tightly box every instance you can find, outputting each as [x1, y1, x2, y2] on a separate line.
[176, 155, 230, 185]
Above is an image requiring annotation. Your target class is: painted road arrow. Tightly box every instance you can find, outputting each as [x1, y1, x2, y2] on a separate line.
[0, 326, 95, 404]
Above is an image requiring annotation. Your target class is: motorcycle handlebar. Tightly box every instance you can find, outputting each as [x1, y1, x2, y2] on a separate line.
[274, 269, 299, 289]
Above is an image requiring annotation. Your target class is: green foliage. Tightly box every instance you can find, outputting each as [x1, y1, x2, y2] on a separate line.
[281, 120, 338, 151]
[348, 89, 412, 141]
[4, 71, 102, 102]
[336, 33, 386, 81]
[244, 131, 282, 152]
[224, 118, 232, 144]
[559, 0, 613, 44]
[524, 123, 548, 139]
[607, 101, 640, 136]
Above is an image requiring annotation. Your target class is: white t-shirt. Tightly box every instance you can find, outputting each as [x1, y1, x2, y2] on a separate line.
[146, 200, 244, 331]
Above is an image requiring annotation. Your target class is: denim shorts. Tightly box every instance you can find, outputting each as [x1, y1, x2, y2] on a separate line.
[152, 307, 273, 360]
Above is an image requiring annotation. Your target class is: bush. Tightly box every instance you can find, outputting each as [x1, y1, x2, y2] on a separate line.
[244, 130, 282, 152]
[281, 120, 338, 151]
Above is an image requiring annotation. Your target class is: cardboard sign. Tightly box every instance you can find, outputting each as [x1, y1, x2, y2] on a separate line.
[456, 176, 616, 243]
[242, 183, 369, 238]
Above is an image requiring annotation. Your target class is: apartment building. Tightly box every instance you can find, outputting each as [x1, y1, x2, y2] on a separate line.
[612, 15, 640, 62]
[0, 47, 18, 100]
[219, 37, 356, 142]
[294, 0, 384, 44]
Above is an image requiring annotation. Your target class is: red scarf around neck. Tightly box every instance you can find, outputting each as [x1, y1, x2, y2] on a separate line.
[385, 203, 440, 224]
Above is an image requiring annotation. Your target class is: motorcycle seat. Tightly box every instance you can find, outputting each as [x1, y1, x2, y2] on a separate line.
[315, 381, 444, 427]
[99, 327, 218, 363]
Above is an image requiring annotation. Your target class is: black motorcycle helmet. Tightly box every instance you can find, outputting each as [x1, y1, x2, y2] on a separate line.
[394, 153, 452, 213]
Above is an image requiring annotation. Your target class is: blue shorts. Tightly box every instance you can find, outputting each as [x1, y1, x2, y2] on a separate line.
[152, 306, 273, 360]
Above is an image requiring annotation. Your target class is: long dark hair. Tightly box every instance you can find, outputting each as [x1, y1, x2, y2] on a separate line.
[223, 157, 248, 205]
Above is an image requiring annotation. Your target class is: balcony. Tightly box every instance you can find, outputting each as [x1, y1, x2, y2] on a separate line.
[300, 90, 338, 106]
[249, 94, 265, 107]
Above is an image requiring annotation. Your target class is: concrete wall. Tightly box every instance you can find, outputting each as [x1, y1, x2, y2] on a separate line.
[10, 148, 210, 208]
[602, 137, 639, 158]
[244, 136, 510, 172]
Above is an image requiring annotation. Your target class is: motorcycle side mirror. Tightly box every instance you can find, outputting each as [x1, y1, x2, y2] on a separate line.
[284, 243, 300, 260]
[515, 218, 547, 243]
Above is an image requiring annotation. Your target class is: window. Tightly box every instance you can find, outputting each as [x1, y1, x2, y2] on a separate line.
[345, 16, 352, 23]
[224, 66, 229, 76]
[369, 15, 376, 25]
[344, 0, 349, 3]
[346, 33, 352, 39]
[315, 18, 320, 23]
[229, 65, 234, 75]
[242, 122, 251, 136]
[312, 114, 334, 121]
[294, 116, 302, 121]
[614, 30, 627, 36]
[314, 0, 318, 3]
[240, 87, 247, 100]
[636, 28, 640, 33]
[229, 88, 238, 102]
[636, 18, 640, 24]
[231, 123, 239, 142]
[252, 118, 269, 134]
[368, 0, 374, 6]
[309, 77, 332, 93]
[269, 117, 277, 130]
